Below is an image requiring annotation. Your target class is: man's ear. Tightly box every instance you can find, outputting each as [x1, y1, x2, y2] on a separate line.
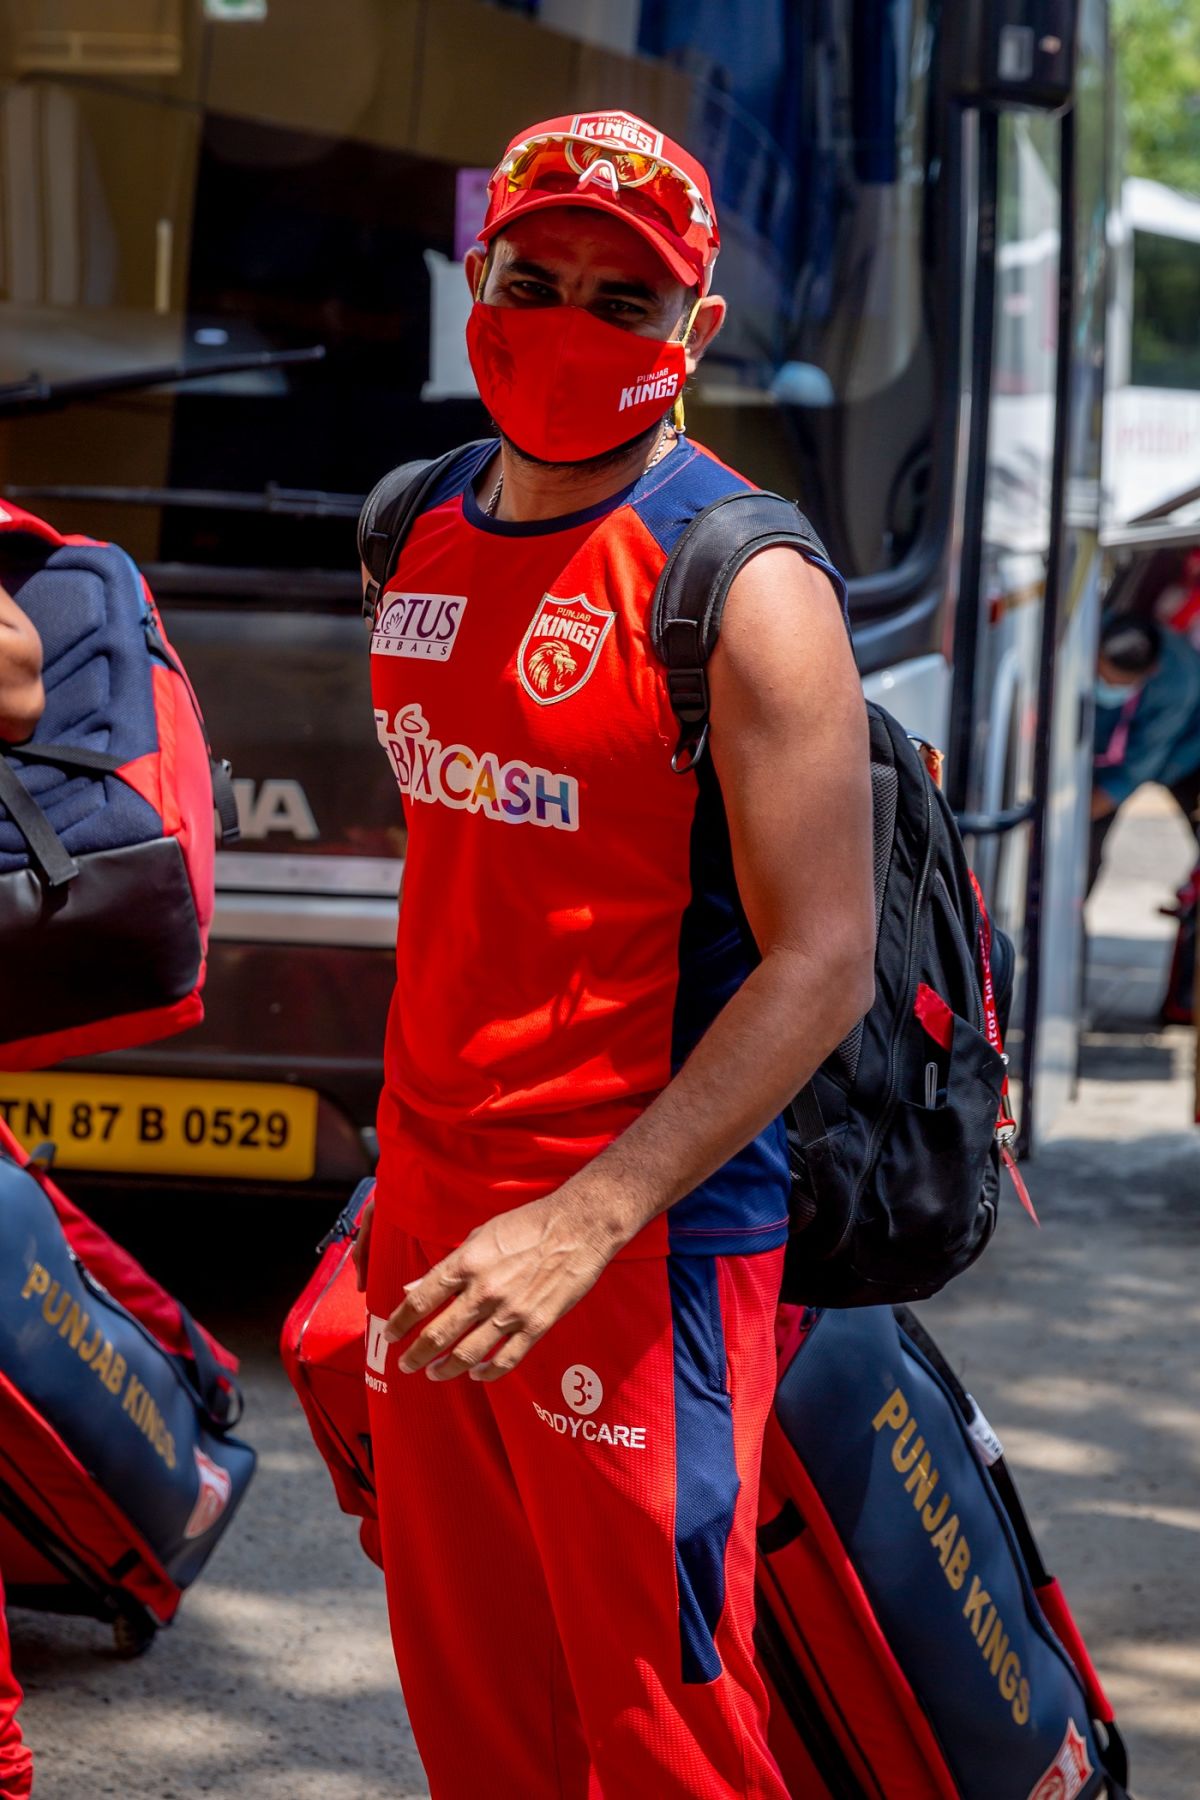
[684, 295, 726, 376]
[464, 246, 487, 300]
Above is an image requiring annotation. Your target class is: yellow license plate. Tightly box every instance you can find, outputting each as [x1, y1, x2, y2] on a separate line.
[0, 1074, 318, 1182]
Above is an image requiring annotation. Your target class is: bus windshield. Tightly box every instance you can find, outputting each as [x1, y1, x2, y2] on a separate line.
[0, 0, 945, 585]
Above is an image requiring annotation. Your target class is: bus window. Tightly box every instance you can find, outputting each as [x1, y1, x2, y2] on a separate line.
[0, 0, 948, 590]
[1131, 229, 1200, 391]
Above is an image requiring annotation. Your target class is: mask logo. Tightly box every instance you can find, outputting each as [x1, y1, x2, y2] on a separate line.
[518, 594, 615, 707]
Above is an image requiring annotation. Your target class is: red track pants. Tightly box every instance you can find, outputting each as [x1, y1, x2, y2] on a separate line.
[0, 1573, 32, 1799]
[366, 1216, 788, 1800]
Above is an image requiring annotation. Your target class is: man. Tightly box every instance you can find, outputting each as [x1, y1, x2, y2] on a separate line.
[1090, 615, 1200, 893]
[356, 111, 875, 1797]
[0, 581, 39, 1799]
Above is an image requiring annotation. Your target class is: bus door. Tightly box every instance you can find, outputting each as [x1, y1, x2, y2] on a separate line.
[949, 0, 1110, 1147]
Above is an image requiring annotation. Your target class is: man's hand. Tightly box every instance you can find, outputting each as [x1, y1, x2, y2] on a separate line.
[382, 1187, 623, 1383]
[0, 584, 44, 743]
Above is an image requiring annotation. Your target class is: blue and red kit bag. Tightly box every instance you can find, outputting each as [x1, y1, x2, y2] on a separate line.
[0, 502, 236, 1070]
[0, 1118, 255, 1652]
[756, 1304, 1129, 1799]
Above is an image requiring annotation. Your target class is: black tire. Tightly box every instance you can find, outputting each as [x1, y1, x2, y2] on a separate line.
[112, 1611, 156, 1658]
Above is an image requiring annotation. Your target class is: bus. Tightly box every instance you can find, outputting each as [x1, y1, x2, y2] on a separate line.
[0, 0, 1112, 1195]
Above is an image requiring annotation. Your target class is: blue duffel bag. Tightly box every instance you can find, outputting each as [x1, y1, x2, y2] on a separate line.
[0, 1121, 255, 1644]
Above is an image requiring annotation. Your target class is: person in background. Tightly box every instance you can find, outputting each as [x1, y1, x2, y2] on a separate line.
[0, 581, 39, 1797]
[1090, 616, 1200, 893]
[1156, 546, 1200, 653]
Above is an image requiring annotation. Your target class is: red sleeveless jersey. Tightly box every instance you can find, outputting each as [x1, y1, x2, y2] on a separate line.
[369, 439, 834, 1257]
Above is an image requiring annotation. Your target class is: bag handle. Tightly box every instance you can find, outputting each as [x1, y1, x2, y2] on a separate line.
[175, 1302, 244, 1432]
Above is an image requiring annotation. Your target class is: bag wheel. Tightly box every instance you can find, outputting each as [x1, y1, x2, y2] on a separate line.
[112, 1611, 156, 1658]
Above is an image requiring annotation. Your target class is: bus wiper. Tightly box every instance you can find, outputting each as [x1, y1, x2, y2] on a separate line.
[0, 344, 326, 415]
[1, 481, 363, 520]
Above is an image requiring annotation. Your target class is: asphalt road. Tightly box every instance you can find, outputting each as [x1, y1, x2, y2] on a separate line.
[9, 791, 1199, 1800]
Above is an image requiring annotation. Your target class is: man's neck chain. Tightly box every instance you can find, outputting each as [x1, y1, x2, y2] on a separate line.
[483, 421, 677, 519]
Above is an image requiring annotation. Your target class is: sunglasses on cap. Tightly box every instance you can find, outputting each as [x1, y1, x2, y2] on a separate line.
[490, 131, 717, 260]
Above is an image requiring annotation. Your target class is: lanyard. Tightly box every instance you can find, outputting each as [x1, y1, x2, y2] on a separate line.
[968, 871, 1039, 1224]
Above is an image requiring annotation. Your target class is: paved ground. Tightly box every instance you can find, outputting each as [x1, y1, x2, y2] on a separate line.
[9, 791, 1199, 1798]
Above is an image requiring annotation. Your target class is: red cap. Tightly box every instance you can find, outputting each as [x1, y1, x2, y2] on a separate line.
[480, 110, 720, 291]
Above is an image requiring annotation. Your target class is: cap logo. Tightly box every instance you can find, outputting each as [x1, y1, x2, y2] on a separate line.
[569, 110, 664, 160]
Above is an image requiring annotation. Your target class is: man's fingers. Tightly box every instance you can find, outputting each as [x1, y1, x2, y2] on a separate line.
[384, 1254, 468, 1340]
[425, 1313, 514, 1382]
[470, 1330, 537, 1382]
[393, 1286, 492, 1372]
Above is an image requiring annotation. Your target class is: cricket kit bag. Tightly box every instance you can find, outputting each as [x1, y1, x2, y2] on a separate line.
[0, 502, 237, 1070]
[0, 1118, 255, 1653]
[360, 457, 1028, 1312]
[280, 1178, 380, 1566]
[756, 1303, 1130, 1799]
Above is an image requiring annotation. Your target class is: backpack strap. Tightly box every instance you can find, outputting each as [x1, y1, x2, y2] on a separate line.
[357, 439, 494, 629]
[648, 489, 836, 772]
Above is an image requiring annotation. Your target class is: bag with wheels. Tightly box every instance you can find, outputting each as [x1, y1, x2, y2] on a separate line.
[0, 502, 238, 1070]
[756, 1302, 1130, 1799]
[279, 1178, 379, 1566]
[0, 1118, 255, 1653]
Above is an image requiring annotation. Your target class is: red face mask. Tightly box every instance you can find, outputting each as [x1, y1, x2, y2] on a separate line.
[466, 301, 687, 464]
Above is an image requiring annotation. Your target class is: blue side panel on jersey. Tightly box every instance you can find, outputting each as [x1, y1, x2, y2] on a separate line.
[0, 541, 165, 874]
[668, 757, 789, 1254]
[668, 1255, 739, 1684]
[630, 442, 753, 558]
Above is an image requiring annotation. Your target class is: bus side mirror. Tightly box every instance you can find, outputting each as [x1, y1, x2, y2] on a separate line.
[945, 0, 1078, 113]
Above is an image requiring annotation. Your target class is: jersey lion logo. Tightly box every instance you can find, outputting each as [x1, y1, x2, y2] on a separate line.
[517, 593, 615, 707]
[527, 641, 579, 695]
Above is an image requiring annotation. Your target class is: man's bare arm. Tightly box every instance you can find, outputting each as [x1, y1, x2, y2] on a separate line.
[0, 587, 44, 742]
[385, 548, 876, 1379]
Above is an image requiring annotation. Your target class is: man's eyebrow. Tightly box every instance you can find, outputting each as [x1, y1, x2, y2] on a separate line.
[595, 277, 660, 302]
[503, 259, 562, 284]
[502, 260, 661, 303]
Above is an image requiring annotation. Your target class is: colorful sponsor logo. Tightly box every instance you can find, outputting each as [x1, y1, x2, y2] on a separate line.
[371, 591, 468, 662]
[375, 703, 579, 832]
[569, 110, 663, 160]
[517, 594, 614, 708]
[619, 369, 680, 413]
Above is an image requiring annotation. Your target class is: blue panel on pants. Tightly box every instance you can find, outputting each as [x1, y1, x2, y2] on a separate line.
[668, 1256, 740, 1683]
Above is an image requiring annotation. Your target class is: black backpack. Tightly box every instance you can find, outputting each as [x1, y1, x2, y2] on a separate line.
[358, 449, 1019, 1308]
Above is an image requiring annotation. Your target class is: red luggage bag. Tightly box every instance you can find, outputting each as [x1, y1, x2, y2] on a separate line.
[279, 1180, 379, 1567]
